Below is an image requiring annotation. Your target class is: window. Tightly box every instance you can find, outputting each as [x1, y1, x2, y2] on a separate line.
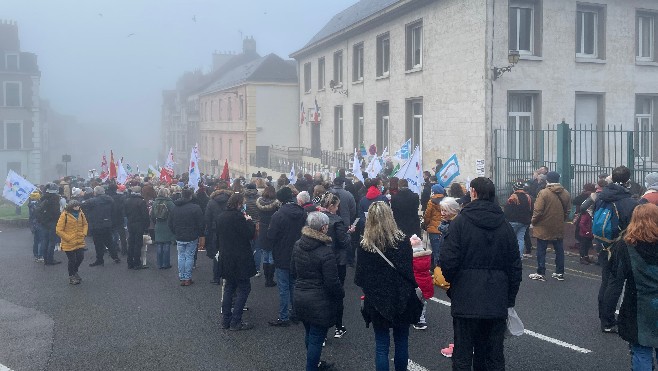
[211, 137, 215, 158]
[318, 57, 325, 90]
[635, 96, 656, 160]
[376, 102, 390, 151]
[228, 139, 233, 162]
[406, 21, 423, 70]
[406, 99, 423, 149]
[334, 106, 343, 150]
[353, 43, 364, 82]
[219, 139, 223, 160]
[333, 50, 343, 85]
[218, 99, 223, 120]
[239, 96, 244, 119]
[4, 82, 21, 107]
[576, 5, 604, 59]
[353, 104, 364, 149]
[210, 100, 214, 121]
[304, 62, 312, 93]
[376, 33, 390, 77]
[575, 94, 604, 164]
[4, 121, 22, 150]
[6, 162, 21, 175]
[507, 94, 534, 160]
[240, 140, 244, 165]
[5, 54, 19, 70]
[637, 12, 656, 62]
[509, 1, 542, 55]
[228, 97, 232, 120]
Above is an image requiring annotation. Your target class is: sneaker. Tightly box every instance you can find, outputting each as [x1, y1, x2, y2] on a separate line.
[45, 260, 62, 266]
[602, 325, 618, 334]
[89, 261, 104, 267]
[318, 360, 335, 370]
[74, 273, 81, 282]
[113, 258, 121, 264]
[440, 344, 454, 358]
[334, 327, 347, 338]
[254, 271, 261, 277]
[36, 257, 45, 263]
[552, 273, 565, 281]
[322, 338, 326, 347]
[413, 322, 428, 330]
[522, 253, 533, 258]
[229, 322, 254, 331]
[268, 319, 291, 327]
[529, 273, 545, 281]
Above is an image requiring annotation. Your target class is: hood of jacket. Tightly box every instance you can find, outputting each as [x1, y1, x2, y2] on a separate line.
[545, 183, 566, 194]
[430, 193, 445, 205]
[127, 193, 144, 201]
[174, 198, 194, 207]
[366, 186, 382, 200]
[299, 226, 332, 251]
[95, 194, 114, 205]
[599, 183, 633, 203]
[413, 247, 432, 258]
[256, 197, 280, 211]
[154, 196, 171, 203]
[245, 189, 259, 199]
[210, 189, 232, 203]
[634, 241, 658, 266]
[460, 199, 505, 230]
[278, 202, 306, 221]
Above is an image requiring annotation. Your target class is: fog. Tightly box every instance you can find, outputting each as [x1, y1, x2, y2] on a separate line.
[3, 0, 355, 178]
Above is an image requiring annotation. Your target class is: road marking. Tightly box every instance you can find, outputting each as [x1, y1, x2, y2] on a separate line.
[1, 364, 14, 371]
[428, 297, 593, 354]
[407, 359, 430, 371]
[523, 264, 600, 280]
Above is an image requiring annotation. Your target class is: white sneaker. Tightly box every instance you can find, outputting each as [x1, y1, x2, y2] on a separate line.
[529, 273, 545, 281]
[551, 273, 565, 281]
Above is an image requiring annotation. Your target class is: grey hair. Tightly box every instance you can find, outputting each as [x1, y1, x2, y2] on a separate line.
[94, 186, 105, 195]
[306, 211, 330, 231]
[297, 191, 311, 204]
[440, 197, 460, 216]
[157, 187, 170, 198]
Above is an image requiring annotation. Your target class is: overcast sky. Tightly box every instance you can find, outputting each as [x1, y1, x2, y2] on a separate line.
[4, 0, 355, 169]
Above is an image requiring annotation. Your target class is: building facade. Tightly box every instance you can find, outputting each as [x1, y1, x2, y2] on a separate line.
[0, 20, 43, 183]
[291, 0, 658, 181]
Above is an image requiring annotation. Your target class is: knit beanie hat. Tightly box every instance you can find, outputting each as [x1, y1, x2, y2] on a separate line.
[276, 187, 294, 203]
[431, 184, 445, 195]
[546, 171, 560, 183]
[645, 172, 658, 189]
[512, 181, 525, 191]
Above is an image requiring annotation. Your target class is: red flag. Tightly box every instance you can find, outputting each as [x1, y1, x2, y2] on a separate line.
[109, 150, 117, 179]
[220, 159, 230, 181]
[159, 167, 173, 184]
[100, 153, 109, 180]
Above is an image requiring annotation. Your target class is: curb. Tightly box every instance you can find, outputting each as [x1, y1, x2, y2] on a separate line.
[0, 219, 29, 228]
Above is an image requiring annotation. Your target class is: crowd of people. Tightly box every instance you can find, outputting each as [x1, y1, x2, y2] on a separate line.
[22, 164, 658, 370]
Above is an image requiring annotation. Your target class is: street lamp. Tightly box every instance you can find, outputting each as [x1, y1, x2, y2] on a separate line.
[62, 154, 71, 177]
[493, 50, 520, 80]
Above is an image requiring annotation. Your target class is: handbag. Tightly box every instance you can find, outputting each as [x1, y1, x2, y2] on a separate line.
[433, 266, 451, 290]
[372, 245, 424, 303]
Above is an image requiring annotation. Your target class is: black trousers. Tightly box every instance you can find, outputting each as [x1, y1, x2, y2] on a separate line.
[452, 317, 506, 371]
[92, 229, 118, 262]
[65, 249, 84, 276]
[114, 226, 127, 253]
[524, 227, 532, 254]
[127, 226, 143, 268]
[336, 264, 347, 328]
[598, 248, 624, 328]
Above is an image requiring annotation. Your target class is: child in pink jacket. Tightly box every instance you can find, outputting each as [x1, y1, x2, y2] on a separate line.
[411, 234, 434, 330]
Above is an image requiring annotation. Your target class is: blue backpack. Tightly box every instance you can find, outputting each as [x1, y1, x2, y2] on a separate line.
[592, 201, 620, 246]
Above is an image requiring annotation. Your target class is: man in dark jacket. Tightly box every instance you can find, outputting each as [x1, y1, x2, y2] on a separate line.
[420, 173, 435, 212]
[124, 186, 151, 269]
[596, 166, 639, 333]
[169, 187, 205, 286]
[107, 183, 128, 256]
[37, 183, 64, 265]
[440, 177, 522, 370]
[390, 179, 421, 239]
[205, 186, 233, 283]
[267, 186, 306, 327]
[504, 181, 533, 258]
[84, 186, 121, 266]
[329, 177, 357, 228]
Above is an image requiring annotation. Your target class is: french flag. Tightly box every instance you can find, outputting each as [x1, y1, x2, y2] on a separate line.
[313, 98, 320, 123]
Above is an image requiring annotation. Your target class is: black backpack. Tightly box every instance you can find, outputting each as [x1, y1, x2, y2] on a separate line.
[153, 200, 170, 221]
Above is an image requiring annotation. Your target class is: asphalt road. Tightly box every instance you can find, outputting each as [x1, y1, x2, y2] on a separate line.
[0, 226, 636, 371]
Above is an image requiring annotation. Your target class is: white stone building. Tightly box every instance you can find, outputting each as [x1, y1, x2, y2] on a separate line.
[290, 0, 658, 181]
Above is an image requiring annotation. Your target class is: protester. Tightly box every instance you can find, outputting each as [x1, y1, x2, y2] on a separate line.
[390, 179, 421, 239]
[440, 177, 522, 370]
[124, 186, 150, 269]
[448, 183, 466, 199]
[504, 181, 533, 258]
[151, 188, 175, 269]
[107, 183, 128, 256]
[420, 173, 435, 212]
[205, 184, 233, 284]
[36, 183, 64, 266]
[423, 183, 446, 267]
[410, 234, 432, 331]
[291, 212, 344, 371]
[244, 183, 261, 275]
[84, 186, 121, 267]
[298, 191, 318, 213]
[28, 190, 43, 262]
[355, 201, 420, 371]
[529, 171, 571, 282]
[217, 193, 257, 331]
[572, 183, 596, 264]
[608, 204, 658, 370]
[168, 187, 205, 286]
[267, 186, 306, 326]
[527, 166, 549, 198]
[256, 185, 281, 287]
[56, 200, 88, 285]
[640, 172, 658, 205]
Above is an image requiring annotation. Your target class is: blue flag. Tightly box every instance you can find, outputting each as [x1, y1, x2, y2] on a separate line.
[394, 139, 411, 160]
[437, 154, 460, 187]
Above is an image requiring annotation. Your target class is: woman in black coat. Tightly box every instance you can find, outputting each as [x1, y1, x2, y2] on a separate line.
[291, 212, 344, 371]
[256, 185, 280, 287]
[216, 193, 256, 331]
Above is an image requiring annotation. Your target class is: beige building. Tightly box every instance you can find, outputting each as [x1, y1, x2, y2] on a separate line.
[291, 0, 658, 181]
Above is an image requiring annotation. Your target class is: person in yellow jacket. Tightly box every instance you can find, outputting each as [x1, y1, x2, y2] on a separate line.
[56, 200, 88, 285]
[423, 184, 446, 267]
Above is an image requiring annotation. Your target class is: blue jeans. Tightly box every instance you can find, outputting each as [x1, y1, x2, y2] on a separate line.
[509, 222, 528, 258]
[177, 239, 197, 280]
[304, 323, 328, 371]
[32, 226, 43, 258]
[156, 242, 171, 268]
[374, 325, 409, 371]
[429, 233, 443, 266]
[536, 239, 564, 275]
[40, 223, 58, 264]
[262, 250, 273, 264]
[251, 240, 262, 272]
[275, 268, 294, 320]
[630, 344, 657, 371]
[222, 278, 251, 328]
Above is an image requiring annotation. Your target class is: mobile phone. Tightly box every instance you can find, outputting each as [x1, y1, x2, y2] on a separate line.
[351, 218, 360, 228]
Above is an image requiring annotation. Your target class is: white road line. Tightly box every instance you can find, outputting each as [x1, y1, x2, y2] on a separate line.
[407, 359, 430, 371]
[0, 364, 14, 371]
[429, 297, 593, 354]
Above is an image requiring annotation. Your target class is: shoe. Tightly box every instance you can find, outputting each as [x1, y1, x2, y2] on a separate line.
[229, 322, 254, 331]
[74, 273, 81, 282]
[268, 319, 290, 327]
[45, 260, 62, 266]
[322, 338, 326, 347]
[529, 273, 545, 281]
[441, 344, 455, 358]
[334, 327, 347, 338]
[162, 265, 172, 269]
[89, 261, 104, 267]
[35, 257, 44, 263]
[180, 280, 192, 286]
[254, 271, 261, 277]
[602, 325, 618, 334]
[579, 257, 591, 265]
[318, 360, 335, 370]
[522, 253, 532, 258]
[210, 280, 221, 285]
[135, 265, 150, 270]
[113, 258, 121, 264]
[552, 273, 565, 281]
[413, 322, 428, 330]
[69, 276, 77, 285]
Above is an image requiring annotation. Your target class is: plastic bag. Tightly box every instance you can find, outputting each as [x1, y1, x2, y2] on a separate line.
[55, 243, 61, 252]
[505, 307, 524, 337]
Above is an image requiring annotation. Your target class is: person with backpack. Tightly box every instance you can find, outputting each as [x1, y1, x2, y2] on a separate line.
[28, 190, 43, 262]
[594, 166, 639, 334]
[124, 186, 151, 269]
[83, 186, 121, 267]
[56, 200, 88, 285]
[504, 181, 533, 258]
[529, 171, 571, 282]
[37, 183, 66, 266]
[573, 183, 596, 264]
[150, 188, 176, 269]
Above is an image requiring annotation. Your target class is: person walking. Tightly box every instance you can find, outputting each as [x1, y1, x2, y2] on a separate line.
[440, 177, 522, 370]
[423, 184, 446, 267]
[391, 179, 421, 239]
[56, 200, 88, 284]
[504, 181, 533, 258]
[256, 185, 281, 287]
[84, 186, 121, 267]
[529, 171, 571, 282]
[292, 212, 344, 371]
[107, 183, 128, 256]
[205, 184, 233, 284]
[640, 172, 658, 205]
[355, 201, 421, 371]
[608, 204, 658, 370]
[244, 183, 262, 275]
[410, 234, 433, 331]
[572, 183, 596, 264]
[151, 188, 175, 269]
[124, 186, 150, 269]
[36, 183, 64, 266]
[28, 190, 43, 262]
[217, 193, 257, 331]
[168, 187, 205, 286]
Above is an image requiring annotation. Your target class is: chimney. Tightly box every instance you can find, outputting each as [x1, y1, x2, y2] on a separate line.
[242, 36, 256, 54]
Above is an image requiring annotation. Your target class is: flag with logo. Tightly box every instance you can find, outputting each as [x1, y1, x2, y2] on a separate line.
[288, 163, 297, 185]
[109, 150, 117, 179]
[220, 159, 230, 181]
[160, 147, 175, 183]
[100, 154, 109, 181]
[437, 154, 460, 187]
[3, 170, 36, 206]
[313, 98, 320, 123]
[359, 143, 367, 157]
[394, 139, 411, 161]
[117, 159, 129, 185]
[393, 145, 422, 195]
[352, 149, 364, 183]
[147, 165, 157, 179]
[188, 143, 200, 190]
[365, 154, 382, 179]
